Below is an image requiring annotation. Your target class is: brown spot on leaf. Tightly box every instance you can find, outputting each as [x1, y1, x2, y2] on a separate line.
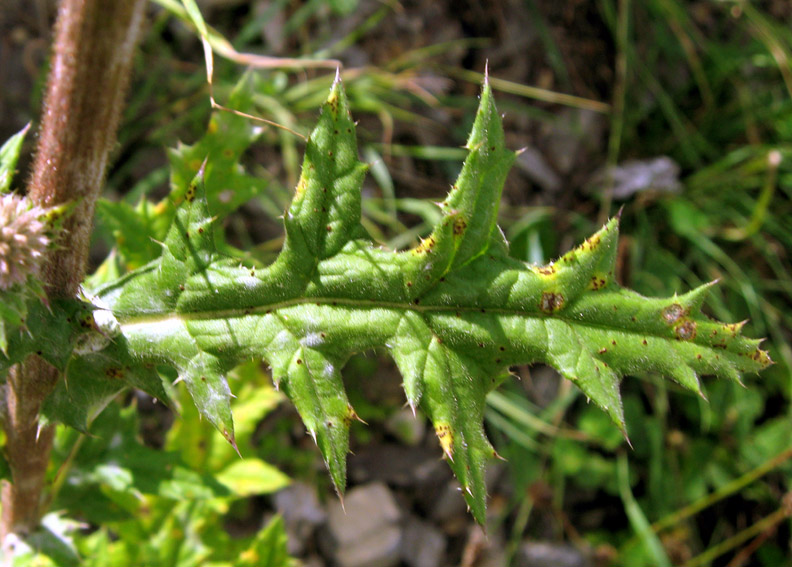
[725, 322, 744, 336]
[675, 320, 697, 341]
[662, 303, 685, 324]
[535, 265, 556, 276]
[589, 275, 608, 290]
[453, 217, 467, 236]
[105, 367, 124, 380]
[540, 292, 565, 313]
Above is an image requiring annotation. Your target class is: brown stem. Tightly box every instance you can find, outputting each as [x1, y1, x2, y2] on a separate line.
[28, 0, 147, 291]
[1, 360, 58, 542]
[1, 0, 146, 545]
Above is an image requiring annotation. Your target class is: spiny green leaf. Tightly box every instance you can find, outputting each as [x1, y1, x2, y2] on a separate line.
[437, 80, 515, 269]
[77, 77, 771, 524]
[96, 198, 170, 270]
[167, 73, 269, 219]
[281, 77, 369, 263]
[0, 123, 30, 194]
[0, 287, 30, 356]
[1, 298, 96, 377]
[96, 74, 269, 274]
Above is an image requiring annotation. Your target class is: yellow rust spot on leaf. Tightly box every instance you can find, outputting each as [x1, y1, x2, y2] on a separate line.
[559, 249, 578, 264]
[295, 174, 308, 197]
[344, 405, 364, 426]
[589, 272, 609, 291]
[453, 217, 467, 236]
[413, 236, 437, 255]
[724, 321, 745, 337]
[579, 234, 602, 252]
[79, 313, 100, 331]
[185, 177, 199, 203]
[743, 348, 772, 367]
[532, 264, 557, 277]
[326, 91, 340, 115]
[435, 423, 454, 459]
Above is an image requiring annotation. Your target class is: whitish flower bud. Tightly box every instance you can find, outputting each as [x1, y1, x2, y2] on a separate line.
[0, 194, 52, 290]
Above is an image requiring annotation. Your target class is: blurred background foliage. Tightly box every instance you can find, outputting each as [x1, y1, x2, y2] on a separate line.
[1, 0, 790, 565]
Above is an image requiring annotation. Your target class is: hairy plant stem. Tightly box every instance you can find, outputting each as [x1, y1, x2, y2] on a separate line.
[1, 0, 146, 546]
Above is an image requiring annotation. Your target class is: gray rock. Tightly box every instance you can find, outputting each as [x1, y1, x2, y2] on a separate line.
[334, 525, 401, 567]
[525, 365, 562, 409]
[589, 156, 682, 199]
[384, 407, 427, 446]
[327, 482, 401, 544]
[274, 482, 326, 526]
[348, 444, 445, 487]
[460, 525, 507, 567]
[544, 108, 605, 175]
[429, 480, 468, 529]
[273, 482, 327, 555]
[515, 541, 591, 567]
[324, 483, 403, 567]
[515, 146, 562, 194]
[401, 517, 446, 567]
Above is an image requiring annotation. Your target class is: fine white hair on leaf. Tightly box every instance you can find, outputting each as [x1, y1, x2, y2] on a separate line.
[301, 332, 324, 348]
